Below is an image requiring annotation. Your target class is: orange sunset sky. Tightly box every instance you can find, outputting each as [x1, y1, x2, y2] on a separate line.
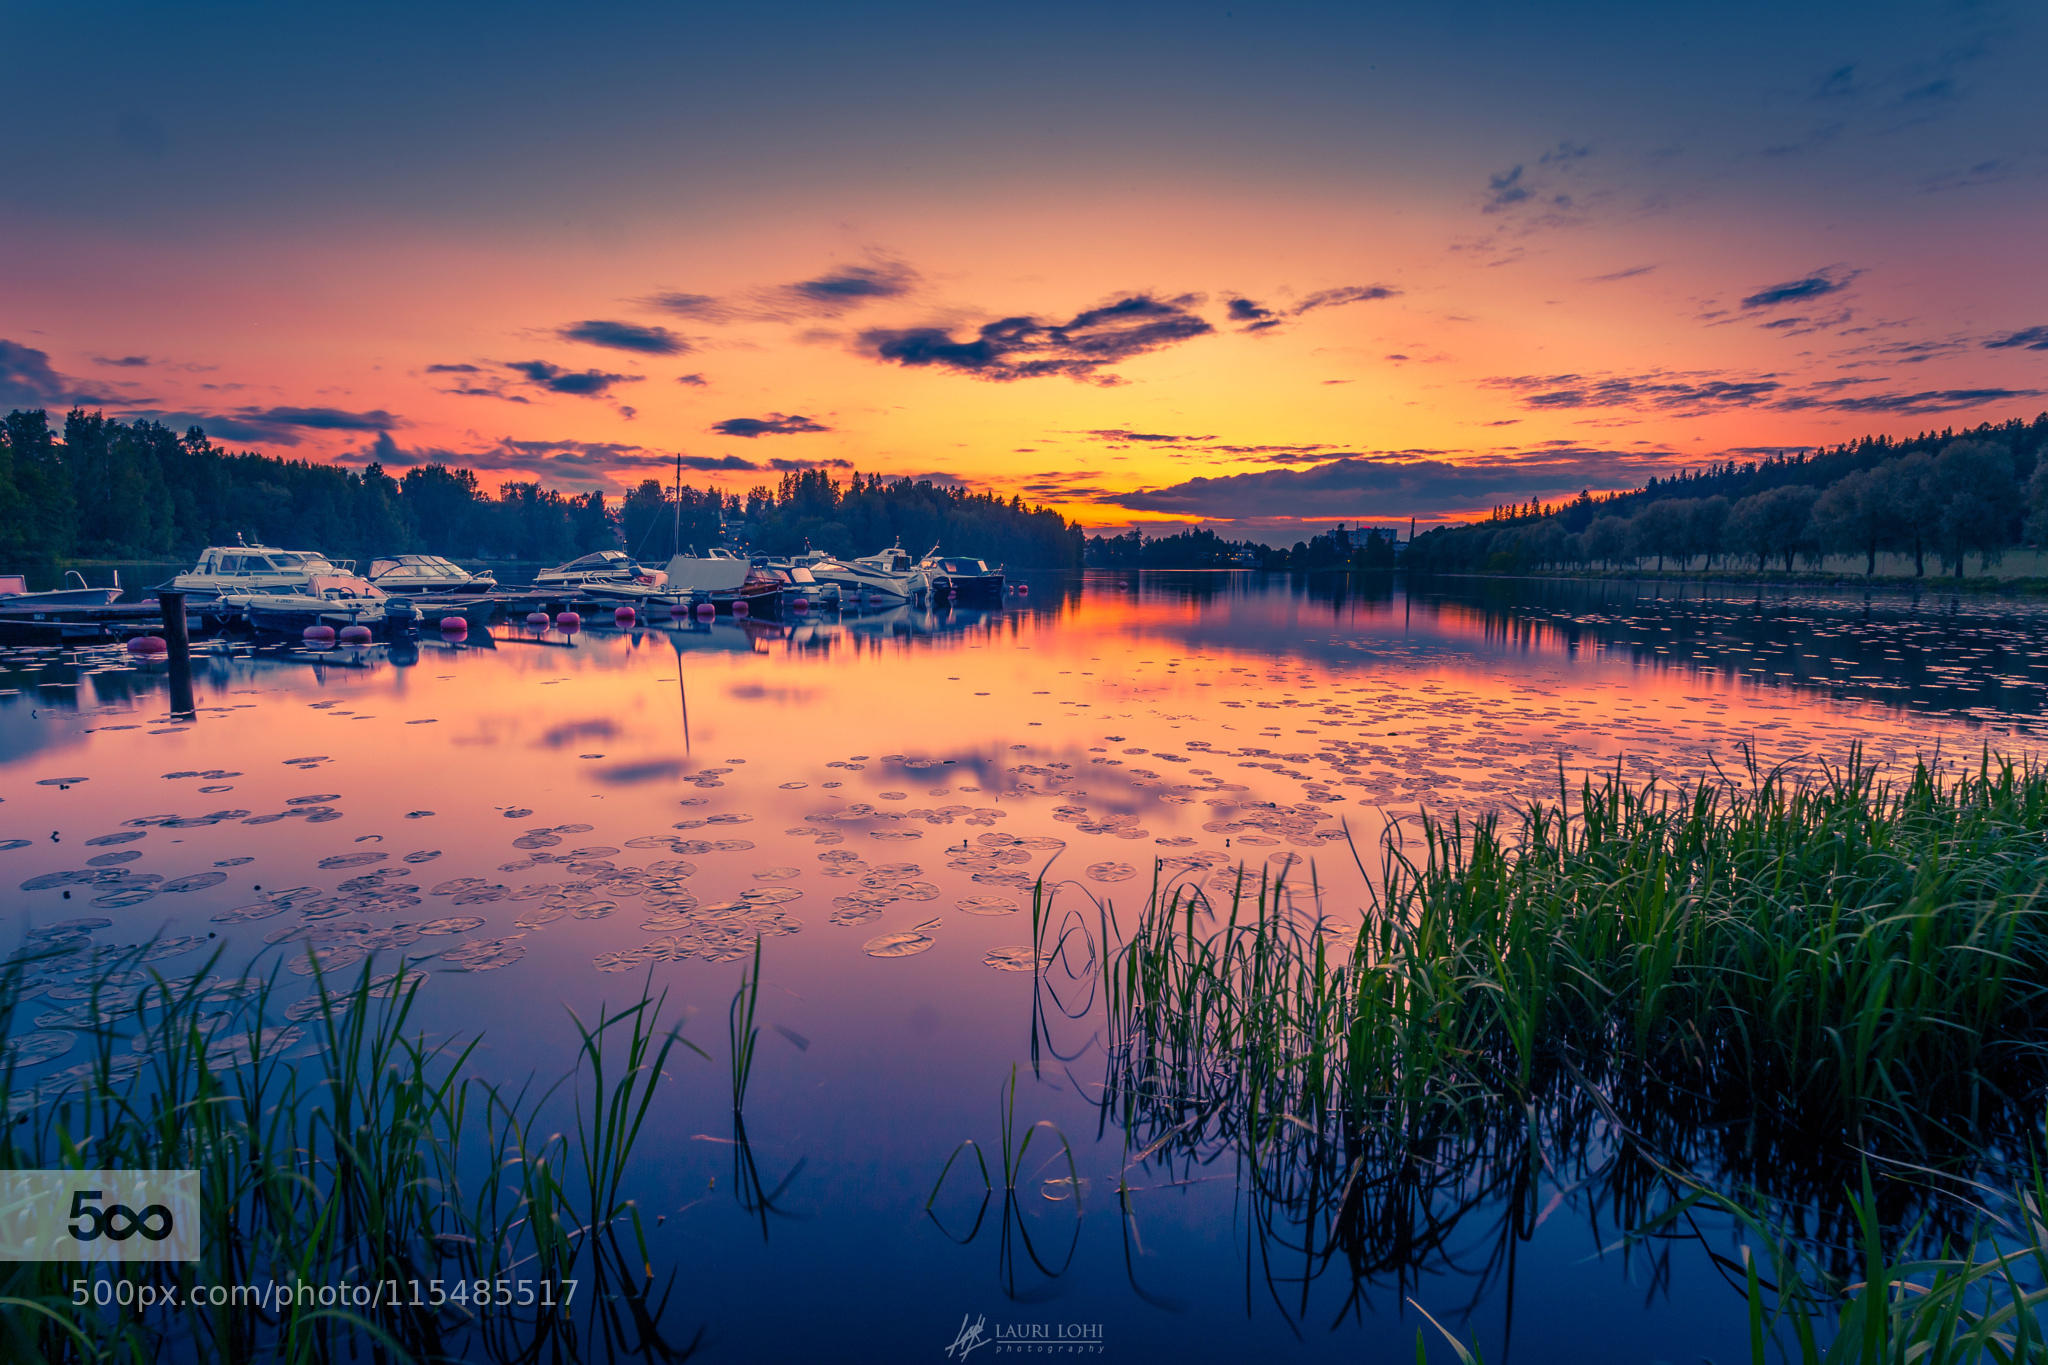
[3, 1, 2046, 541]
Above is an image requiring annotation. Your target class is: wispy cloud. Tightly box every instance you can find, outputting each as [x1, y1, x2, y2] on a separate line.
[502, 360, 643, 398]
[1985, 325, 2048, 352]
[556, 319, 691, 355]
[710, 413, 830, 437]
[1740, 266, 1860, 309]
[860, 293, 1214, 384]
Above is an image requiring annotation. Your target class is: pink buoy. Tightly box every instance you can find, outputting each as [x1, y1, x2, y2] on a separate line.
[338, 624, 373, 646]
[555, 610, 582, 633]
[731, 599, 750, 617]
[614, 605, 636, 625]
[791, 596, 809, 613]
[694, 600, 715, 619]
[525, 611, 550, 628]
[440, 615, 469, 633]
[127, 635, 167, 656]
[303, 624, 337, 644]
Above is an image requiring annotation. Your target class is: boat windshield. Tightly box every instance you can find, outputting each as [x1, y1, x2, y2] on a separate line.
[938, 558, 988, 573]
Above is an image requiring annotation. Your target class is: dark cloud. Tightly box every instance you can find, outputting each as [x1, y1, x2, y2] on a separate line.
[1774, 386, 2041, 415]
[639, 260, 918, 324]
[1489, 368, 2038, 418]
[640, 291, 733, 322]
[1985, 326, 2048, 352]
[425, 362, 481, 373]
[240, 405, 401, 432]
[1482, 164, 1531, 213]
[1740, 266, 1859, 309]
[710, 413, 830, 437]
[1088, 429, 1213, 443]
[1588, 265, 1657, 283]
[1108, 448, 1688, 522]
[90, 354, 152, 367]
[1295, 284, 1400, 314]
[447, 386, 530, 403]
[503, 360, 643, 398]
[675, 372, 708, 386]
[556, 319, 691, 355]
[0, 338, 123, 408]
[783, 261, 917, 313]
[1489, 371, 1784, 411]
[1227, 297, 1281, 332]
[860, 293, 1213, 384]
[110, 404, 402, 446]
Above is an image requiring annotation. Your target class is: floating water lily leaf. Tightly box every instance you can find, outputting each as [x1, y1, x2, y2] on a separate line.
[160, 872, 229, 894]
[956, 896, 1020, 917]
[415, 916, 486, 935]
[863, 918, 940, 959]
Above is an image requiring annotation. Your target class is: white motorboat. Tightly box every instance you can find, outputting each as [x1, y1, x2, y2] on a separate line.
[166, 543, 353, 604]
[0, 569, 124, 609]
[659, 547, 750, 597]
[533, 550, 658, 594]
[921, 554, 1006, 601]
[659, 547, 781, 610]
[223, 572, 408, 632]
[367, 555, 497, 594]
[790, 543, 927, 605]
[757, 559, 840, 607]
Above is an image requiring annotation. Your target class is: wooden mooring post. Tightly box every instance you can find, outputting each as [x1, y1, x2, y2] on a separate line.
[158, 589, 196, 719]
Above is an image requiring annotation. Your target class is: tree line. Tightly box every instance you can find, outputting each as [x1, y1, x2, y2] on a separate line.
[1086, 522, 1399, 570]
[0, 408, 1083, 570]
[1409, 414, 2048, 578]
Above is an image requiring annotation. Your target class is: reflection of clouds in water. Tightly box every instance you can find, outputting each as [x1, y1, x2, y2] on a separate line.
[1, 574, 2041, 1091]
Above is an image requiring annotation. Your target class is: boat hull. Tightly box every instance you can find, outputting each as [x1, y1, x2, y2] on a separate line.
[0, 586, 125, 608]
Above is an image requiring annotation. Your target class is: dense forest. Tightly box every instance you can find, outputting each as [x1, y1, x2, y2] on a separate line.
[1086, 522, 1398, 570]
[0, 408, 1083, 570]
[1407, 414, 2048, 578]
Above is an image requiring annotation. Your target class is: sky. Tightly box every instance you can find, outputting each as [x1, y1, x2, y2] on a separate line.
[3, 0, 2046, 543]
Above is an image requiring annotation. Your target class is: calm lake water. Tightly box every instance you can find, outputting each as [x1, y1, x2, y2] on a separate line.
[4, 571, 2044, 1361]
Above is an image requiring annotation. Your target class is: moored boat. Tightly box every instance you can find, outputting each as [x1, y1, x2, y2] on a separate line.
[755, 560, 840, 608]
[223, 572, 410, 633]
[166, 543, 354, 604]
[367, 555, 497, 594]
[791, 543, 927, 605]
[920, 554, 1005, 601]
[533, 550, 658, 593]
[0, 569, 124, 609]
[660, 548, 780, 611]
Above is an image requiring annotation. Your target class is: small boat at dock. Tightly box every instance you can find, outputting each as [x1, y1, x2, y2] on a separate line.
[0, 569, 125, 608]
[166, 543, 357, 605]
[920, 554, 1005, 601]
[367, 555, 497, 594]
[660, 548, 781, 611]
[223, 573, 411, 633]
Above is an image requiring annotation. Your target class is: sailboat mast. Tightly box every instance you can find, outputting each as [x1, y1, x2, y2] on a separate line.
[672, 451, 683, 557]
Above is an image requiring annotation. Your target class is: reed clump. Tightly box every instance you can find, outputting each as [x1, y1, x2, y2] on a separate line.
[0, 948, 703, 1364]
[1110, 748, 2048, 1160]
[1101, 749, 2048, 1354]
